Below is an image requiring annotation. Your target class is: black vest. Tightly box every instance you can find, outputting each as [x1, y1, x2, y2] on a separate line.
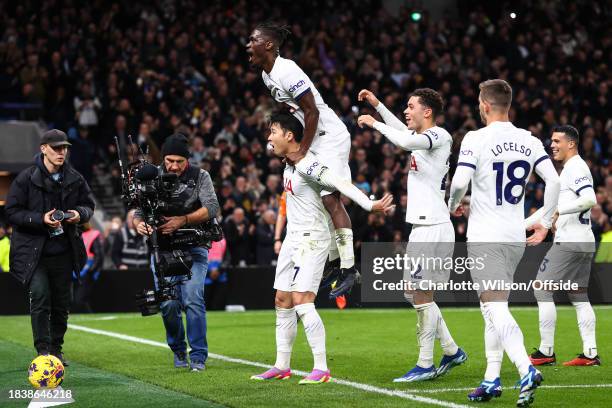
[161, 165, 203, 217]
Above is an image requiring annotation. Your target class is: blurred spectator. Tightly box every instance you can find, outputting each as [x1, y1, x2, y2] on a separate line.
[111, 210, 149, 270]
[73, 82, 102, 129]
[73, 224, 104, 313]
[205, 236, 228, 310]
[356, 213, 393, 246]
[224, 207, 252, 266]
[0, 222, 9, 272]
[255, 210, 276, 265]
[68, 126, 96, 183]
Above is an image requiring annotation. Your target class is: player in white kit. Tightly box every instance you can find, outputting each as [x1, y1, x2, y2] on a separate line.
[246, 22, 358, 298]
[525, 125, 600, 367]
[448, 79, 560, 406]
[251, 113, 393, 384]
[357, 88, 467, 382]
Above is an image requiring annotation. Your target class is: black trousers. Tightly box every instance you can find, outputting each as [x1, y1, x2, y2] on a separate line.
[28, 253, 73, 353]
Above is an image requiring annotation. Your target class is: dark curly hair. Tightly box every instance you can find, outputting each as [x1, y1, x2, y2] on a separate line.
[410, 88, 444, 117]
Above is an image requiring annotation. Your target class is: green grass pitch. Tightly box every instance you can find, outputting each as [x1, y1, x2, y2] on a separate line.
[0, 306, 610, 407]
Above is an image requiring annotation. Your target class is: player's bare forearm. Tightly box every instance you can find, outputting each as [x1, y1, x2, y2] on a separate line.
[275, 215, 286, 240]
[297, 92, 319, 154]
[299, 111, 318, 154]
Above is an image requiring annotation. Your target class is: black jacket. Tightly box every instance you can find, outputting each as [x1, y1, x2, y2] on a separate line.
[6, 154, 95, 285]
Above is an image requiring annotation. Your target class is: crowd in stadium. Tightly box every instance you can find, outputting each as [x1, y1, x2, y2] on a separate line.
[0, 0, 610, 265]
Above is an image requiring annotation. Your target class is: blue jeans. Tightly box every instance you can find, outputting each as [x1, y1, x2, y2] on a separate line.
[153, 247, 209, 363]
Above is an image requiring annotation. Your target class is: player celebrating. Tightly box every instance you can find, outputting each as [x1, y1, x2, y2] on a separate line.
[525, 125, 599, 367]
[246, 22, 357, 298]
[357, 89, 467, 382]
[251, 113, 393, 384]
[448, 79, 560, 406]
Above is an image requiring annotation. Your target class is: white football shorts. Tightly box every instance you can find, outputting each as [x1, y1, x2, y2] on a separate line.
[274, 232, 331, 294]
[404, 222, 455, 287]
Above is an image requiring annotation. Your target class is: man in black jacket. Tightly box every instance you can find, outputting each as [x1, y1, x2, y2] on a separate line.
[6, 129, 95, 363]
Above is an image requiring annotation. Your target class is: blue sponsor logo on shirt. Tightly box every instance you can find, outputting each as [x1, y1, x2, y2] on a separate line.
[306, 161, 319, 175]
[460, 149, 473, 156]
[289, 80, 305, 93]
[574, 176, 589, 184]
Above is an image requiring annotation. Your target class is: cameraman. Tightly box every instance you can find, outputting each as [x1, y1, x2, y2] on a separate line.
[6, 129, 95, 363]
[134, 134, 220, 371]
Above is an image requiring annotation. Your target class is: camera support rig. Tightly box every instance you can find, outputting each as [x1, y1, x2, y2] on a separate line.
[114, 136, 194, 316]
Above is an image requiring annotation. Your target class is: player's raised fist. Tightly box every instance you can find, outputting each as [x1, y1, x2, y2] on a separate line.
[357, 114, 376, 129]
[371, 193, 395, 214]
[358, 89, 380, 107]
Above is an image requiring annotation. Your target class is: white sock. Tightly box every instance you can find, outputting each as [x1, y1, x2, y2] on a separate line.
[274, 307, 297, 370]
[485, 302, 532, 377]
[335, 228, 354, 269]
[537, 301, 556, 356]
[432, 303, 459, 356]
[327, 217, 339, 262]
[295, 303, 327, 371]
[481, 302, 503, 381]
[573, 302, 597, 358]
[414, 302, 436, 368]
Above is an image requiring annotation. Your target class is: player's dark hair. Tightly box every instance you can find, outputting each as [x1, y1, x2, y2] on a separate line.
[269, 112, 303, 142]
[479, 79, 512, 110]
[255, 21, 291, 50]
[410, 88, 444, 117]
[553, 125, 580, 145]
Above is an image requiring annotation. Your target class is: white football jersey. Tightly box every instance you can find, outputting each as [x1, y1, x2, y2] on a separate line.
[262, 56, 350, 154]
[457, 121, 549, 242]
[282, 164, 330, 240]
[554, 155, 595, 248]
[407, 126, 453, 225]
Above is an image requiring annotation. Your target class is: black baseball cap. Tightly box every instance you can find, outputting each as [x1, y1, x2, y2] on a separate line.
[40, 129, 72, 147]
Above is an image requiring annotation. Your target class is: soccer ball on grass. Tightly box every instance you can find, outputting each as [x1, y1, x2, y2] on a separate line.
[28, 354, 65, 388]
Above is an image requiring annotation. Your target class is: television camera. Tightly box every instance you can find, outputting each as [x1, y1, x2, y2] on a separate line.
[114, 136, 223, 316]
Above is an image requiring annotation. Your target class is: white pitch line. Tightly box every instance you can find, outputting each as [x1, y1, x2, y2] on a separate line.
[402, 384, 612, 393]
[68, 324, 470, 408]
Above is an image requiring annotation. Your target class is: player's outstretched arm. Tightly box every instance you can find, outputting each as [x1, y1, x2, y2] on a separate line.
[295, 153, 393, 212]
[370, 193, 395, 214]
[357, 115, 430, 151]
[358, 89, 406, 131]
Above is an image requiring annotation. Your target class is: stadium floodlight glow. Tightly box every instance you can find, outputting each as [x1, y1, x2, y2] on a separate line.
[411, 12, 422, 22]
[510, 12, 517, 19]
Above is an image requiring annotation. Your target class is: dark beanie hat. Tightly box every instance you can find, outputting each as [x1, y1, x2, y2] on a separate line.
[161, 133, 190, 158]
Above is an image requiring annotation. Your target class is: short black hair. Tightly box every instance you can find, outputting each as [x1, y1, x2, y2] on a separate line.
[410, 88, 444, 117]
[269, 112, 303, 142]
[255, 21, 291, 49]
[552, 125, 580, 144]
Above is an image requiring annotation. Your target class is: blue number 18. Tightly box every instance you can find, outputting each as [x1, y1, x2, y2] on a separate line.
[492, 160, 531, 205]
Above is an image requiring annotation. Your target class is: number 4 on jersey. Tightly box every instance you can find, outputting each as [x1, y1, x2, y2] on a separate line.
[410, 155, 418, 171]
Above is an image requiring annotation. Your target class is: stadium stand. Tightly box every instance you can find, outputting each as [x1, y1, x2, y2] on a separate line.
[0, 0, 610, 266]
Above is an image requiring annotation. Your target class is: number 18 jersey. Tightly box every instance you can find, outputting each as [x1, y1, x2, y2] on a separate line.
[457, 121, 549, 242]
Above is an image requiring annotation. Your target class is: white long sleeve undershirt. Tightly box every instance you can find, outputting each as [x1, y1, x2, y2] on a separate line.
[448, 165, 472, 212]
[532, 158, 561, 229]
